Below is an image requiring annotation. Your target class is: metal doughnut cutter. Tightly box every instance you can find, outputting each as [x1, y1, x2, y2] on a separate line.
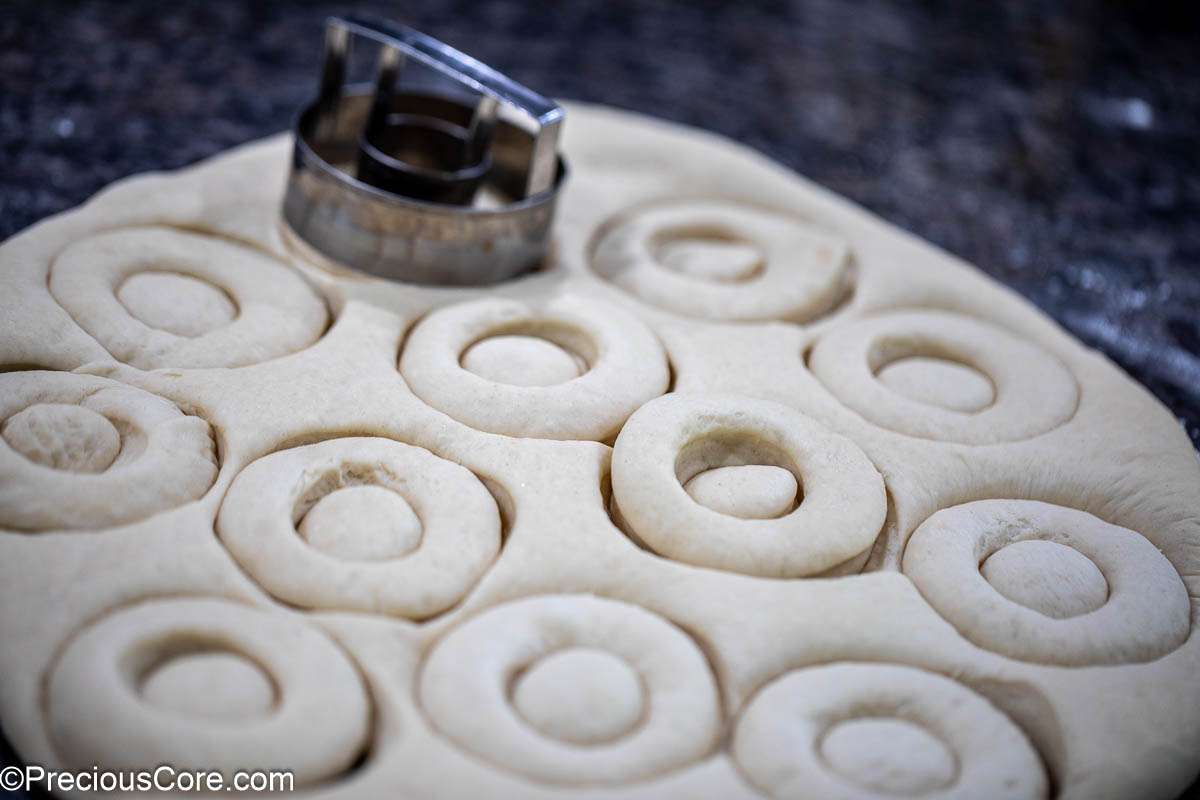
[282, 14, 566, 285]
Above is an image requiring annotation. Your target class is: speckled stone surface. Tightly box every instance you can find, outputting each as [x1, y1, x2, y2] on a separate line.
[1, 0, 1198, 796]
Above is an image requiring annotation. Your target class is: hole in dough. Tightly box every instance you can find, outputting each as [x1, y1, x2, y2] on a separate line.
[117, 271, 238, 338]
[461, 335, 586, 387]
[140, 650, 277, 720]
[511, 647, 645, 746]
[674, 432, 803, 519]
[684, 464, 798, 519]
[652, 226, 765, 283]
[875, 356, 995, 413]
[981, 539, 1109, 619]
[2, 403, 121, 473]
[297, 484, 423, 561]
[818, 717, 957, 795]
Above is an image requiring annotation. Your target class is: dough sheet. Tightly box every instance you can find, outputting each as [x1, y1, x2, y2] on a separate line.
[1, 103, 1198, 799]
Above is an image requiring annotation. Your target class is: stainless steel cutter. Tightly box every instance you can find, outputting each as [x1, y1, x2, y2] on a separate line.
[282, 14, 567, 285]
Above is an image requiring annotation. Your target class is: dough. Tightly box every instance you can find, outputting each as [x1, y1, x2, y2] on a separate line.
[0, 102, 1198, 800]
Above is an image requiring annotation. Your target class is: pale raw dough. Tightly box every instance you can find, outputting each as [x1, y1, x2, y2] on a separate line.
[0, 371, 217, 530]
[902, 499, 1189, 665]
[47, 598, 368, 784]
[217, 436, 501, 619]
[808, 309, 1079, 444]
[683, 464, 799, 519]
[1, 101, 1198, 800]
[732, 663, 1048, 799]
[591, 199, 851, 322]
[399, 295, 670, 440]
[980, 539, 1109, 619]
[612, 392, 887, 577]
[50, 227, 328, 369]
[420, 594, 721, 784]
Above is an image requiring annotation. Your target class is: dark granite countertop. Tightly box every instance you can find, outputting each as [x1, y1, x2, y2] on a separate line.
[2, 1, 1199, 798]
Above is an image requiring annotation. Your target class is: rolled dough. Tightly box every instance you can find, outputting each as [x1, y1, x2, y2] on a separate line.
[0, 102, 1198, 800]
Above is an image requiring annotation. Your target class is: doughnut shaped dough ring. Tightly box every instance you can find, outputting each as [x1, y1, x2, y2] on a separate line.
[590, 199, 851, 322]
[732, 663, 1047, 800]
[419, 594, 721, 785]
[0, 371, 217, 530]
[217, 437, 501, 619]
[47, 597, 370, 785]
[399, 295, 669, 440]
[809, 310, 1078, 444]
[611, 393, 886, 577]
[902, 499, 1190, 666]
[50, 227, 328, 369]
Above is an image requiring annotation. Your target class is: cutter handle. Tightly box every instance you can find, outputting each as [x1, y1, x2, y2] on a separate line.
[317, 14, 563, 198]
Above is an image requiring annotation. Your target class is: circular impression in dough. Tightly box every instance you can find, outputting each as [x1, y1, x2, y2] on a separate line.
[732, 662, 1048, 799]
[611, 392, 886, 577]
[46, 597, 369, 786]
[0, 371, 217, 530]
[50, 226, 328, 370]
[419, 594, 721, 784]
[218, 437, 501, 619]
[808, 309, 1078, 443]
[903, 499, 1190, 666]
[399, 294, 670, 441]
[590, 199, 851, 322]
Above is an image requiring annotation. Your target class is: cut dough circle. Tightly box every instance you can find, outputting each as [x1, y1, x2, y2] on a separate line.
[903, 499, 1190, 665]
[399, 295, 669, 440]
[590, 199, 851, 322]
[658, 236, 764, 282]
[683, 464, 799, 519]
[3, 403, 121, 473]
[875, 356, 995, 413]
[461, 334, 586, 387]
[47, 597, 369, 785]
[116, 271, 238, 337]
[980, 538, 1109, 619]
[217, 437, 501, 619]
[419, 594, 721, 784]
[512, 648, 644, 746]
[732, 662, 1048, 799]
[808, 310, 1078, 443]
[820, 717, 957, 795]
[611, 392, 886, 577]
[0, 371, 217, 531]
[50, 226, 328, 369]
[297, 484, 423, 561]
[141, 652, 276, 720]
